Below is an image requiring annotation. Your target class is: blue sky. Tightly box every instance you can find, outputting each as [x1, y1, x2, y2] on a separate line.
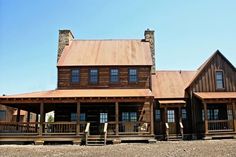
[0, 0, 235, 95]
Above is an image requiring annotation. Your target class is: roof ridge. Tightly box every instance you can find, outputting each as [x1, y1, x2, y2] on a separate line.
[73, 39, 142, 41]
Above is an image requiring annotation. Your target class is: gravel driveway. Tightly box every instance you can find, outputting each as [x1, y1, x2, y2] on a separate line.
[0, 139, 235, 157]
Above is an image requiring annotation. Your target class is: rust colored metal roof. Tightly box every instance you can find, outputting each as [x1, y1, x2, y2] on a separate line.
[0, 89, 153, 98]
[152, 71, 196, 99]
[194, 92, 236, 100]
[57, 40, 152, 66]
[159, 100, 186, 104]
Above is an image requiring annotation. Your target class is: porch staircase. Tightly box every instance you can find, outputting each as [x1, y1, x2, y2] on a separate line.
[86, 135, 106, 146]
[85, 122, 107, 146]
[167, 134, 183, 141]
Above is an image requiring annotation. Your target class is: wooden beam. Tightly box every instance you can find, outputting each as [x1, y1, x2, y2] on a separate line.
[178, 106, 182, 123]
[27, 111, 30, 132]
[115, 102, 119, 135]
[233, 102, 236, 133]
[39, 102, 44, 136]
[76, 102, 80, 135]
[150, 100, 154, 135]
[35, 114, 39, 132]
[16, 107, 21, 130]
[164, 106, 167, 123]
[203, 102, 208, 134]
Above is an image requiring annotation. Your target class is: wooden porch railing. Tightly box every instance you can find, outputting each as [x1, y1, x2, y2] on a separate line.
[43, 122, 77, 134]
[103, 123, 108, 145]
[165, 123, 169, 140]
[179, 122, 184, 139]
[85, 122, 90, 145]
[107, 121, 150, 135]
[0, 122, 39, 134]
[208, 120, 234, 132]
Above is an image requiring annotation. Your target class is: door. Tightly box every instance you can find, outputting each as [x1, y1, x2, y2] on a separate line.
[167, 109, 178, 134]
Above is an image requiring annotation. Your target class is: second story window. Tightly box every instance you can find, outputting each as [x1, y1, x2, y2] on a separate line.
[90, 69, 98, 84]
[216, 71, 224, 89]
[71, 69, 80, 83]
[110, 68, 119, 83]
[129, 68, 138, 83]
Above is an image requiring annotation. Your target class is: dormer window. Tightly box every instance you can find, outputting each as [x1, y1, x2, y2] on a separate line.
[71, 69, 80, 83]
[89, 69, 98, 84]
[215, 71, 224, 89]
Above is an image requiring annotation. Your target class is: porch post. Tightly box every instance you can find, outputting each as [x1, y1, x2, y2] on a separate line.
[115, 102, 119, 135]
[232, 102, 236, 133]
[164, 106, 167, 123]
[16, 108, 21, 122]
[178, 106, 182, 123]
[150, 100, 154, 135]
[39, 102, 44, 136]
[76, 102, 81, 135]
[27, 111, 30, 132]
[203, 102, 208, 134]
[35, 114, 39, 132]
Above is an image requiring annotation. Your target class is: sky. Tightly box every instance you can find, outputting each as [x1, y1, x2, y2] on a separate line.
[0, 0, 235, 95]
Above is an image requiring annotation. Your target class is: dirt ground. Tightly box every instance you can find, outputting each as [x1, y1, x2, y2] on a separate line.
[0, 139, 235, 157]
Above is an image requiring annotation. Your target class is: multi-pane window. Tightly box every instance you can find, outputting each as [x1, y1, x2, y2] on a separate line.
[80, 113, 86, 121]
[216, 71, 224, 89]
[71, 113, 77, 121]
[0, 110, 6, 121]
[182, 109, 187, 119]
[130, 112, 137, 122]
[110, 68, 119, 83]
[71, 69, 80, 83]
[90, 69, 98, 84]
[129, 68, 138, 83]
[122, 112, 137, 122]
[155, 110, 161, 121]
[122, 112, 129, 121]
[167, 110, 175, 123]
[207, 109, 219, 120]
[100, 113, 108, 123]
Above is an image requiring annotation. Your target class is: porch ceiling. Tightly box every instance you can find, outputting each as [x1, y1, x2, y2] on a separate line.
[194, 92, 236, 100]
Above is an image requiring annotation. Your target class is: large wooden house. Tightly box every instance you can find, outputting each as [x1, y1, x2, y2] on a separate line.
[0, 29, 235, 145]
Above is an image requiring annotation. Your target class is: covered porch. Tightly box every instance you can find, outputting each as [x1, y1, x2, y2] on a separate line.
[0, 89, 155, 145]
[155, 100, 187, 140]
[194, 92, 236, 139]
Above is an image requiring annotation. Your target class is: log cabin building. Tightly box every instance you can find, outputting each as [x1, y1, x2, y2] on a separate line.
[0, 29, 235, 145]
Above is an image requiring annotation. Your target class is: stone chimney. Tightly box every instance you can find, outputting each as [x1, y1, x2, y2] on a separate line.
[144, 29, 155, 73]
[57, 30, 74, 62]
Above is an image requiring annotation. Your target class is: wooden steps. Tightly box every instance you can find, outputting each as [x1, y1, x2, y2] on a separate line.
[167, 134, 183, 141]
[86, 135, 105, 146]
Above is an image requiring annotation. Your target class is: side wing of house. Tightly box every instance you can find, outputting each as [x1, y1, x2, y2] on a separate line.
[187, 50, 236, 139]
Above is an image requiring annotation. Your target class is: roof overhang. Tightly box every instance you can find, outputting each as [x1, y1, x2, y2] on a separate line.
[194, 92, 236, 103]
[0, 89, 153, 104]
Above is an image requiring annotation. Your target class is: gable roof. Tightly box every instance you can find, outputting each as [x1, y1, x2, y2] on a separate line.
[186, 50, 236, 89]
[151, 71, 196, 99]
[57, 40, 153, 66]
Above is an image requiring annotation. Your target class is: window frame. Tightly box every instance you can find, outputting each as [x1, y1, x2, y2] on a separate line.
[167, 110, 175, 123]
[71, 69, 80, 83]
[181, 108, 187, 120]
[0, 110, 6, 121]
[155, 109, 161, 121]
[110, 68, 119, 83]
[89, 68, 99, 84]
[128, 68, 138, 83]
[215, 70, 225, 90]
